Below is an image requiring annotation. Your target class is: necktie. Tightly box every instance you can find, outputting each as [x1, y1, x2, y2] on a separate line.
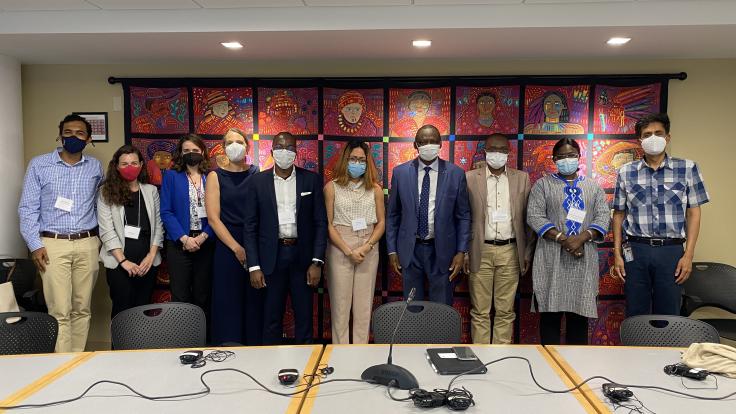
[418, 166, 432, 239]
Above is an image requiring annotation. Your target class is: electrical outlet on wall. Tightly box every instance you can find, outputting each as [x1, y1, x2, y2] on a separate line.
[113, 96, 122, 112]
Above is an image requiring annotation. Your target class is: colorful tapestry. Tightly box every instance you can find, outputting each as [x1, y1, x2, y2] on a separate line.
[122, 77, 668, 345]
[323, 88, 384, 137]
[257, 87, 318, 136]
[193, 87, 254, 135]
[130, 87, 188, 134]
[389, 87, 451, 137]
[524, 85, 589, 135]
[455, 86, 520, 135]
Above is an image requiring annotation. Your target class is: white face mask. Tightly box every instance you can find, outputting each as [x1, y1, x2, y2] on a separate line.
[272, 149, 296, 170]
[225, 142, 246, 163]
[417, 144, 441, 162]
[641, 134, 667, 155]
[485, 152, 508, 170]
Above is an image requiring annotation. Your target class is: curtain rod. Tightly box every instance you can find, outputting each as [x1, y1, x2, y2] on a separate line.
[108, 72, 687, 85]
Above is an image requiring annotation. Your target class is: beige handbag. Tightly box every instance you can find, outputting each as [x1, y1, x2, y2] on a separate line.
[0, 280, 20, 323]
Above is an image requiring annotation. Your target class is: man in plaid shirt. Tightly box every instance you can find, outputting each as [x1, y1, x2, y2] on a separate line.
[611, 113, 709, 316]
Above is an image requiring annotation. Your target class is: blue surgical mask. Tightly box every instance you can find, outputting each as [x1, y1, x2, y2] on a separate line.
[347, 161, 366, 178]
[61, 136, 87, 154]
[555, 158, 579, 175]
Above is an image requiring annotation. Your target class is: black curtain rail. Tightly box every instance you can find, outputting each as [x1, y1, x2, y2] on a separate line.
[108, 72, 687, 85]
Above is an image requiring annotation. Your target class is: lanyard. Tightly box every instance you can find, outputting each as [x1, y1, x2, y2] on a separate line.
[187, 173, 204, 207]
[123, 190, 141, 228]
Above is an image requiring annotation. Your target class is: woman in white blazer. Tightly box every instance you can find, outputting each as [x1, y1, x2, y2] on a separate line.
[97, 145, 164, 318]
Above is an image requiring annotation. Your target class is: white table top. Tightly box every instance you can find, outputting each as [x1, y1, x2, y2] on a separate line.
[302, 344, 596, 414]
[548, 345, 736, 414]
[5, 345, 322, 414]
[0, 352, 86, 405]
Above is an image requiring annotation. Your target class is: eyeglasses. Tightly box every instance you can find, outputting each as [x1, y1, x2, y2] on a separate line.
[553, 153, 580, 161]
[348, 157, 367, 164]
[273, 145, 297, 152]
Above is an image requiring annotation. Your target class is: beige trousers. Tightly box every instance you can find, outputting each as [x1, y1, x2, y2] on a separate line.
[468, 242, 519, 344]
[326, 224, 379, 344]
[40, 236, 100, 352]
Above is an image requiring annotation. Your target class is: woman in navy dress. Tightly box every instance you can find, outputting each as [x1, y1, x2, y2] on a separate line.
[205, 128, 262, 345]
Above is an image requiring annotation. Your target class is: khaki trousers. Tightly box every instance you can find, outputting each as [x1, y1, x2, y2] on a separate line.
[40, 236, 100, 352]
[468, 242, 519, 344]
[326, 224, 379, 344]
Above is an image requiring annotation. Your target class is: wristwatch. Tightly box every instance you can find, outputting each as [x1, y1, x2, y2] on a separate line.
[312, 260, 324, 268]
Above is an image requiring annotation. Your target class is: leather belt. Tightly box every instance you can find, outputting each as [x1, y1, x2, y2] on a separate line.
[279, 238, 298, 246]
[40, 229, 98, 240]
[484, 238, 516, 246]
[627, 236, 686, 247]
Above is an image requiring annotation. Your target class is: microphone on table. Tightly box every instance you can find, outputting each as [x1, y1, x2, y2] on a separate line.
[361, 287, 419, 390]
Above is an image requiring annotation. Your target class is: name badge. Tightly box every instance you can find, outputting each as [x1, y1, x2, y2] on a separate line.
[491, 210, 510, 223]
[54, 196, 73, 212]
[622, 243, 634, 263]
[566, 207, 586, 223]
[278, 209, 296, 225]
[124, 225, 141, 240]
[352, 217, 368, 231]
[195, 206, 207, 218]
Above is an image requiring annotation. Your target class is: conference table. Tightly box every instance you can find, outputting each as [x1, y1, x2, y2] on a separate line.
[547, 345, 736, 414]
[0, 345, 322, 413]
[0, 352, 90, 407]
[2, 344, 735, 413]
[301, 344, 597, 413]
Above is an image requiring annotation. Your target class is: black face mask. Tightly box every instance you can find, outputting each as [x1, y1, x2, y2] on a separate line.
[182, 152, 203, 167]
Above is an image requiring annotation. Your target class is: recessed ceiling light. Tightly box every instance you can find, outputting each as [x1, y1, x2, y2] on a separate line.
[412, 40, 432, 48]
[221, 42, 243, 50]
[607, 37, 631, 46]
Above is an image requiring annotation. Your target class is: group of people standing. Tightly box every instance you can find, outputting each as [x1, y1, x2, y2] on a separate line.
[19, 111, 707, 352]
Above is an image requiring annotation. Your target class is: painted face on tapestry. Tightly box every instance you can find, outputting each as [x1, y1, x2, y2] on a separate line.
[152, 150, 173, 169]
[543, 94, 565, 120]
[341, 103, 363, 124]
[408, 94, 431, 117]
[212, 100, 230, 119]
[477, 95, 496, 116]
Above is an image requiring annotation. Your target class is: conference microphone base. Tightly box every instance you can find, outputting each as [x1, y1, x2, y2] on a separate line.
[361, 363, 419, 390]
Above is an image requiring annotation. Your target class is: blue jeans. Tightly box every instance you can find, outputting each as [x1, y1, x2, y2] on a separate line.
[623, 243, 684, 317]
[402, 243, 454, 306]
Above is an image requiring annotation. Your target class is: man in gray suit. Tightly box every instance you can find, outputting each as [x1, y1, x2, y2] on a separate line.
[464, 133, 534, 344]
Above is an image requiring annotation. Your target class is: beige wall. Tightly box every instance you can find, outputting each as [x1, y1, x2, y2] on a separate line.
[20, 58, 736, 346]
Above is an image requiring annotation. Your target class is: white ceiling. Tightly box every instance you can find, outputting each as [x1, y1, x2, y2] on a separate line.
[0, 0, 714, 11]
[0, 0, 734, 63]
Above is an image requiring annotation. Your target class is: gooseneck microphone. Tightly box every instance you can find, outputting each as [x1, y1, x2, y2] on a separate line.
[361, 287, 419, 390]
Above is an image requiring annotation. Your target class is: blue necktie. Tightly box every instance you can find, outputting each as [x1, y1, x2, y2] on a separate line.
[418, 166, 432, 239]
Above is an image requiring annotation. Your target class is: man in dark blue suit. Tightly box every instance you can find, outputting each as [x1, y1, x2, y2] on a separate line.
[387, 125, 471, 305]
[243, 132, 327, 345]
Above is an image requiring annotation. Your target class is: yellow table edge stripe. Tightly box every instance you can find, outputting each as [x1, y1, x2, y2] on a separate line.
[298, 345, 334, 414]
[286, 345, 324, 414]
[544, 346, 610, 414]
[538, 345, 601, 414]
[0, 352, 95, 412]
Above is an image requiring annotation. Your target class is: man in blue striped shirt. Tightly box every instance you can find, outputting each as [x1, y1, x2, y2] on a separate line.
[611, 113, 709, 317]
[18, 114, 103, 352]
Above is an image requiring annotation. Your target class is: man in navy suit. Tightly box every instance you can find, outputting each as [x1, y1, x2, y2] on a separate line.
[387, 125, 471, 305]
[243, 132, 327, 345]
